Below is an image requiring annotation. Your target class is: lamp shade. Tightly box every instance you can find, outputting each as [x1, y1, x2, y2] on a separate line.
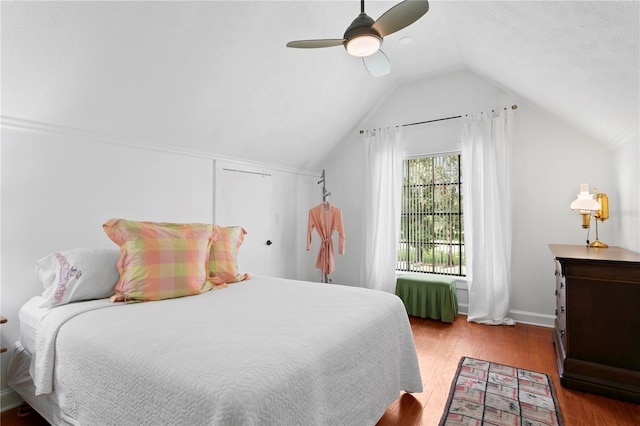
[570, 184, 601, 213]
[346, 35, 381, 57]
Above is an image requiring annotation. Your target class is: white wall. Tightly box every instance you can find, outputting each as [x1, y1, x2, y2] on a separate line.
[611, 135, 640, 253]
[321, 68, 617, 326]
[0, 119, 319, 398]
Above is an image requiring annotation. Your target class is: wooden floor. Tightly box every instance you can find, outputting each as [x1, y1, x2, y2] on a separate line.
[2, 314, 639, 425]
[1, 403, 48, 426]
[377, 315, 640, 426]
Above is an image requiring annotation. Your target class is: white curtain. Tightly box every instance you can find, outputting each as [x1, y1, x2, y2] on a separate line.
[361, 127, 403, 293]
[461, 109, 515, 325]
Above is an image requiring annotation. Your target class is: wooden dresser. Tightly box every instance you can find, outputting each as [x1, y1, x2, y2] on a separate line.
[549, 244, 640, 403]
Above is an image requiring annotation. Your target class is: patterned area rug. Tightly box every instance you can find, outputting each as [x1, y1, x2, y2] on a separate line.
[439, 357, 564, 426]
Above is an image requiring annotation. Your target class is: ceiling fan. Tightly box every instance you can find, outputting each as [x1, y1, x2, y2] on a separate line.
[286, 0, 429, 77]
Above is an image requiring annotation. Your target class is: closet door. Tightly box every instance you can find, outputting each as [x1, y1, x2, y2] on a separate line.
[214, 161, 274, 276]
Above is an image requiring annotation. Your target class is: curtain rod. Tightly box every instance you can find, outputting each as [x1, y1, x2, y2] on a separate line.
[359, 104, 518, 134]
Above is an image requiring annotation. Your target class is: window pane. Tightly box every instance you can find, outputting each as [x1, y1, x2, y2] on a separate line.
[397, 154, 465, 276]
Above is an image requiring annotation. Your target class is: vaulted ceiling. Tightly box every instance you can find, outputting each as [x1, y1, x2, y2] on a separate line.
[2, 1, 638, 170]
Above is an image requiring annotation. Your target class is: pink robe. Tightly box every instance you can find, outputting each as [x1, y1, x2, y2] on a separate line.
[306, 202, 345, 275]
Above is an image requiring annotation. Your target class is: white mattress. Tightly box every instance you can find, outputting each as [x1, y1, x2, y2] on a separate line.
[18, 296, 49, 355]
[10, 275, 423, 425]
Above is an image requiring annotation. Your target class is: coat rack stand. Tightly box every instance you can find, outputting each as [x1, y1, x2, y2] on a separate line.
[318, 169, 331, 203]
[318, 170, 331, 283]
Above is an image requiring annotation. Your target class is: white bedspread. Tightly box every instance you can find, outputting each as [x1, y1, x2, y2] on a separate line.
[29, 276, 422, 425]
[30, 297, 116, 395]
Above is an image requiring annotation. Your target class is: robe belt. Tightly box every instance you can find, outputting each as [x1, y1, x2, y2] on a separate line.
[317, 238, 334, 275]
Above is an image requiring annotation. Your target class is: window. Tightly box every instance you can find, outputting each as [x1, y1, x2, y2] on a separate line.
[397, 154, 465, 276]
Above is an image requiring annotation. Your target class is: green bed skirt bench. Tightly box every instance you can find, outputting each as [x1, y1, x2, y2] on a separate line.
[395, 273, 458, 323]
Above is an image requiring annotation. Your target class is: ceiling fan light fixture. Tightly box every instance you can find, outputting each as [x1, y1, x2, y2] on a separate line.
[346, 34, 381, 57]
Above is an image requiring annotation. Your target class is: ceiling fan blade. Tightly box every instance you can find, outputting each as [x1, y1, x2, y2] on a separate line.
[371, 0, 429, 38]
[286, 39, 345, 49]
[363, 50, 390, 77]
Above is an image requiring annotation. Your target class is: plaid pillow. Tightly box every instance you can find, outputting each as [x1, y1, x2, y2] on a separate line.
[103, 219, 218, 302]
[207, 226, 250, 284]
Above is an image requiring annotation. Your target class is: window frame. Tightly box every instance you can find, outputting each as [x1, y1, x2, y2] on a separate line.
[397, 153, 466, 277]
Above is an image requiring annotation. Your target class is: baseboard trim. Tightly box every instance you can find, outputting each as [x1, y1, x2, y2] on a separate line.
[455, 304, 555, 328]
[1, 387, 23, 412]
[509, 309, 555, 327]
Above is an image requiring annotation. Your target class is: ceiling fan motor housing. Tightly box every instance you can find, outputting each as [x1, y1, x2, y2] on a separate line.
[343, 12, 382, 47]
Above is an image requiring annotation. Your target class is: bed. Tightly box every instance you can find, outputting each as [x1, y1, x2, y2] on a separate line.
[7, 275, 423, 425]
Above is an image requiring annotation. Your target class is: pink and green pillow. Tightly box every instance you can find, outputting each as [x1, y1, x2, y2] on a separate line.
[207, 226, 251, 285]
[103, 219, 219, 302]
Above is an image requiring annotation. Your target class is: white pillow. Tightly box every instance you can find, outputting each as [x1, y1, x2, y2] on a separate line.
[36, 247, 120, 308]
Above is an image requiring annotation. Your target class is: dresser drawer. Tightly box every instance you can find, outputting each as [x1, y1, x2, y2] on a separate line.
[554, 296, 566, 349]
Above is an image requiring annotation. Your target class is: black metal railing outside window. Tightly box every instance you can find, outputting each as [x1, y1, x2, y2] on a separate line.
[397, 154, 466, 276]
